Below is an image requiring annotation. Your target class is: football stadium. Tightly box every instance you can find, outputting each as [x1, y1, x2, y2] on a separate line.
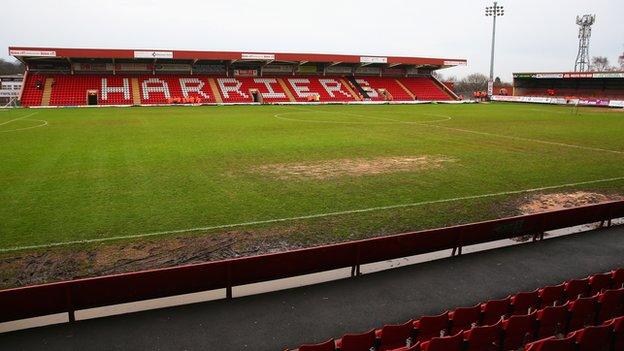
[1, 1, 624, 351]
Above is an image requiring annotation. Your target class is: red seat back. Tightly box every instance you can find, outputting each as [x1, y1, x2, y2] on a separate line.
[511, 290, 540, 315]
[567, 295, 598, 332]
[378, 320, 414, 351]
[449, 305, 481, 334]
[524, 335, 576, 351]
[539, 284, 566, 308]
[502, 312, 536, 350]
[589, 273, 613, 295]
[569, 323, 612, 351]
[298, 339, 336, 351]
[463, 320, 502, 351]
[481, 297, 510, 325]
[536, 303, 569, 338]
[564, 278, 589, 300]
[612, 268, 624, 289]
[414, 312, 449, 343]
[338, 329, 375, 351]
[420, 331, 463, 351]
[597, 288, 624, 322]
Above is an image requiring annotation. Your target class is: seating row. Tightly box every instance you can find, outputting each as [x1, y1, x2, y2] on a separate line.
[292, 268, 624, 351]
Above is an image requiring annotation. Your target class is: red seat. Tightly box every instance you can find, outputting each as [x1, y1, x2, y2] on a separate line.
[376, 320, 414, 351]
[501, 312, 536, 351]
[463, 320, 502, 351]
[612, 268, 624, 289]
[606, 316, 624, 351]
[539, 284, 566, 308]
[567, 295, 598, 332]
[511, 290, 540, 315]
[419, 331, 463, 351]
[449, 304, 481, 334]
[597, 288, 624, 322]
[523, 335, 576, 351]
[335, 329, 376, 351]
[413, 312, 449, 343]
[564, 278, 589, 300]
[481, 297, 510, 325]
[568, 323, 612, 351]
[589, 273, 613, 295]
[536, 303, 569, 338]
[298, 339, 336, 351]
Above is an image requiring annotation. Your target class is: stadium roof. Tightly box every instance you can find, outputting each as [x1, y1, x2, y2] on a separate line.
[9, 46, 467, 69]
[513, 71, 624, 79]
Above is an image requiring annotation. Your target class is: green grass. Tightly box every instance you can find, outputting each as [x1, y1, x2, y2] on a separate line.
[1, 103, 624, 251]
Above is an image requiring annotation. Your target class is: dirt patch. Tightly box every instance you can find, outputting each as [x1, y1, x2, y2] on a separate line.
[255, 155, 456, 180]
[0, 226, 306, 289]
[518, 191, 623, 215]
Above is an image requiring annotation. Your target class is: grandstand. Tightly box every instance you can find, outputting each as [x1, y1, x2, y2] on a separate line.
[9, 47, 465, 107]
[513, 72, 624, 101]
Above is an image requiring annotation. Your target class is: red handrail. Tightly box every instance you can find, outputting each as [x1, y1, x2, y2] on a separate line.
[1, 201, 623, 323]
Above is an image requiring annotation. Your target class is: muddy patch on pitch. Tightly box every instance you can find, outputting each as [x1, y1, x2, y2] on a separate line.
[518, 191, 623, 215]
[255, 155, 456, 180]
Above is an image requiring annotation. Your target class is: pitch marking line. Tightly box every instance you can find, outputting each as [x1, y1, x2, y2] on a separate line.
[2, 175, 624, 253]
[275, 108, 624, 155]
[0, 112, 47, 133]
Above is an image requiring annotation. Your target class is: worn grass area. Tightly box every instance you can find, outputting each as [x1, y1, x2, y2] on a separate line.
[1, 103, 624, 254]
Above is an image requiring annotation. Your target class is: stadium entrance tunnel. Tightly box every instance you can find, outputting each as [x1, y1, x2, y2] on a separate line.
[87, 91, 98, 105]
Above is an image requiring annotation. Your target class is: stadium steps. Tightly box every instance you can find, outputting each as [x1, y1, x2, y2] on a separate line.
[346, 76, 369, 99]
[277, 78, 297, 102]
[430, 74, 459, 100]
[207, 78, 223, 103]
[395, 79, 416, 100]
[340, 78, 361, 101]
[130, 78, 141, 105]
[41, 78, 54, 106]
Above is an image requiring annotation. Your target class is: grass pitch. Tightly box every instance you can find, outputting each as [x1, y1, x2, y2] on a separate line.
[1, 103, 624, 253]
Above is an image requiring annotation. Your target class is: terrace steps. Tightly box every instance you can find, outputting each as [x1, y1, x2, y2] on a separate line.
[41, 78, 54, 106]
[131, 78, 141, 105]
[395, 79, 416, 100]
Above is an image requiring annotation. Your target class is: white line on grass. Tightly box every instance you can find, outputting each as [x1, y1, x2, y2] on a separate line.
[2, 175, 624, 253]
[0, 119, 48, 133]
[0, 112, 38, 126]
[277, 108, 624, 155]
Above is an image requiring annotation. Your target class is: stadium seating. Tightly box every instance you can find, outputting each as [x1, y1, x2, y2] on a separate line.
[19, 74, 456, 106]
[288, 268, 624, 351]
[396, 77, 453, 101]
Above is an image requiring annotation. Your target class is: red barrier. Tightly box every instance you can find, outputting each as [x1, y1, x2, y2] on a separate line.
[1, 201, 623, 323]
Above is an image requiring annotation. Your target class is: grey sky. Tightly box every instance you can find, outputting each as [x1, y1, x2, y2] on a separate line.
[2, 0, 623, 80]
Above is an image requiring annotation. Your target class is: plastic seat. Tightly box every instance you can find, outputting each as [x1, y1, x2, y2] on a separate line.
[463, 320, 502, 351]
[612, 268, 624, 288]
[511, 290, 540, 315]
[568, 323, 612, 351]
[449, 304, 481, 334]
[481, 297, 510, 325]
[567, 295, 598, 332]
[298, 339, 336, 351]
[539, 284, 566, 308]
[384, 343, 420, 351]
[536, 303, 569, 338]
[376, 320, 414, 351]
[419, 331, 463, 351]
[597, 288, 624, 322]
[564, 278, 589, 300]
[335, 330, 375, 351]
[523, 335, 576, 351]
[589, 273, 613, 295]
[502, 312, 536, 351]
[607, 316, 624, 351]
[413, 311, 449, 343]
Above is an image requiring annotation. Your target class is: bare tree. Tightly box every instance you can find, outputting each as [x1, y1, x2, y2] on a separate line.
[454, 73, 489, 95]
[619, 49, 624, 70]
[0, 58, 25, 75]
[590, 56, 613, 71]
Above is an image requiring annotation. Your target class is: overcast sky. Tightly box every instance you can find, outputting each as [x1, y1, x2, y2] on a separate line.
[2, 0, 623, 80]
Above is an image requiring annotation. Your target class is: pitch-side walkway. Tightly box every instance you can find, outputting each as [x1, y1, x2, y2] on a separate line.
[2, 225, 624, 351]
